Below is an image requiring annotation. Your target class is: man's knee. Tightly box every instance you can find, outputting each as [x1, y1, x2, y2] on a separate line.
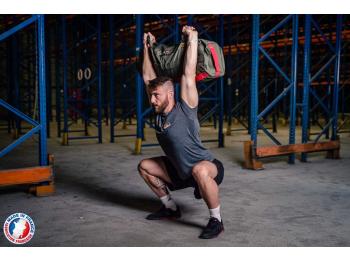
[192, 164, 210, 182]
[138, 159, 149, 176]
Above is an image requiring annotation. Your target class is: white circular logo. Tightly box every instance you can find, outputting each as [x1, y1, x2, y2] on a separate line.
[3, 213, 35, 244]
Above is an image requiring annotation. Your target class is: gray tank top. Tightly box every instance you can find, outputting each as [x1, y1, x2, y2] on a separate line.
[155, 99, 214, 180]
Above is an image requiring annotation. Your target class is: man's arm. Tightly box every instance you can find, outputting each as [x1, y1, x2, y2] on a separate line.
[142, 32, 157, 87]
[180, 26, 199, 108]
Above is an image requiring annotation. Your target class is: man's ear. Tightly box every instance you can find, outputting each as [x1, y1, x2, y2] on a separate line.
[168, 88, 174, 98]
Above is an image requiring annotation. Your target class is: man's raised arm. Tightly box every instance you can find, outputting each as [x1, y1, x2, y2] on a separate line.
[142, 32, 157, 87]
[180, 26, 199, 108]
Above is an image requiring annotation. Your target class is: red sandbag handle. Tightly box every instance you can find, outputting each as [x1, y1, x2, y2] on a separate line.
[195, 42, 221, 81]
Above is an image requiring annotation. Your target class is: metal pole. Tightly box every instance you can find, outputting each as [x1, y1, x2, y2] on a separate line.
[62, 15, 68, 145]
[135, 14, 143, 154]
[97, 15, 103, 143]
[288, 14, 299, 164]
[226, 15, 233, 136]
[174, 15, 180, 102]
[46, 25, 51, 138]
[332, 15, 343, 140]
[301, 15, 311, 162]
[109, 15, 115, 143]
[250, 15, 260, 146]
[218, 15, 224, 147]
[38, 15, 48, 166]
[55, 19, 61, 138]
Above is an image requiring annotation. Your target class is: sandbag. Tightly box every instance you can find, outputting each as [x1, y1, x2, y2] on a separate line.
[141, 38, 225, 82]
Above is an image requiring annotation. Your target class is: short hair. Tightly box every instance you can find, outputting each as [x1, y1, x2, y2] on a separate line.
[148, 76, 174, 90]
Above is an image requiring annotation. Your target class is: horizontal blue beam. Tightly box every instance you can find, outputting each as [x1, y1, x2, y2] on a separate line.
[142, 143, 160, 148]
[0, 15, 38, 42]
[114, 134, 137, 138]
[68, 136, 99, 140]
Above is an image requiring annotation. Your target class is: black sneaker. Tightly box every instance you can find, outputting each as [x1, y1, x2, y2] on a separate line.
[198, 217, 224, 239]
[146, 205, 181, 220]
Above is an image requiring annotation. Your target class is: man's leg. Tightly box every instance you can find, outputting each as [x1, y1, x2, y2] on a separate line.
[138, 157, 181, 219]
[192, 161, 224, 239]
[138, 157, 172, 198]
[192, 161, 220, 209]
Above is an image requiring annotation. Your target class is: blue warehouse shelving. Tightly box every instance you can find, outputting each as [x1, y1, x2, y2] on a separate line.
[0, 15, 54, 196]
[59, 15, 103, 145]
[244, 15, 343, 169]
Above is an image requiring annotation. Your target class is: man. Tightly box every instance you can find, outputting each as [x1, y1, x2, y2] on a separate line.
[138, 25, 224, 239]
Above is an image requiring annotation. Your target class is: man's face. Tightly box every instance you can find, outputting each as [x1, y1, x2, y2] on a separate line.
[149, 85, 170, 114]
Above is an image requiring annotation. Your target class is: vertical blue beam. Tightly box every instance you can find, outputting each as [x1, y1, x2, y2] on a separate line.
[288, 15, 299, 164]
[38, 15, 48, 166]
[46, 25, 51, 138]
[218, 15, 224, 147]
[97, 15, 103, 143]
[174, 15, 180, 102]
[332, 15, 343, 140]
[301, 15, 311, 162]
[135, 14, 144, 152]
[109, 15, 115, 143]
[62, 16, 68, 139]
[226, 15, 233, 133]
[250, 15, 260, 146]
[55, 18, 61, 137]
[11, 35, 21, 135]
[187, 15, 193, 25]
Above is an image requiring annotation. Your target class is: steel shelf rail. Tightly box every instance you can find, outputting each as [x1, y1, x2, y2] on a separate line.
[60, 15, 103, 145]
[338, 15, 350, 134]
[0, 15, 54, 196]
[135, 15, 181, 154]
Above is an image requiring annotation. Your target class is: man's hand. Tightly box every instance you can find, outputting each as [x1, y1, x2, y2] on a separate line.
[142, 32, 157, 87]
[182, 25, 198, 43]
[143, 32, 156, 48]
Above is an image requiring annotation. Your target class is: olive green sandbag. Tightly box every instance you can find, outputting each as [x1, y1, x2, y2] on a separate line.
[140, 39, 225, 82]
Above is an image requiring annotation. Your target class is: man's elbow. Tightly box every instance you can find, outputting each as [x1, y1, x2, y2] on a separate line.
[183, 70, 196, 79]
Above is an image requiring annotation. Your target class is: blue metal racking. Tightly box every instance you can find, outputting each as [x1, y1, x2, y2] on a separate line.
[109, 15, 138, 143]
[60, 15, 103, 145]
[301, 15, 343, 161]
[244, 15, 342, 169]
[0, 15, 48, 166]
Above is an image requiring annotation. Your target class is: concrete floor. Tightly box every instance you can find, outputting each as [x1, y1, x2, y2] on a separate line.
[0, 122, 350, 246]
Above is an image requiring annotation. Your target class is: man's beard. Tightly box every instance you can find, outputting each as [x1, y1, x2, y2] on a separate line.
[153, 98, 169, 114]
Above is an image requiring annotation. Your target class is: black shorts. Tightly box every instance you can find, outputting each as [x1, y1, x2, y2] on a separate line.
[160, 156, 224, 191]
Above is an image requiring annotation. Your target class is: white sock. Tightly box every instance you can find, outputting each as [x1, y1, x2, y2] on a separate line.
[209, 205, 222, 222]
[160, 194, 177, 211]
